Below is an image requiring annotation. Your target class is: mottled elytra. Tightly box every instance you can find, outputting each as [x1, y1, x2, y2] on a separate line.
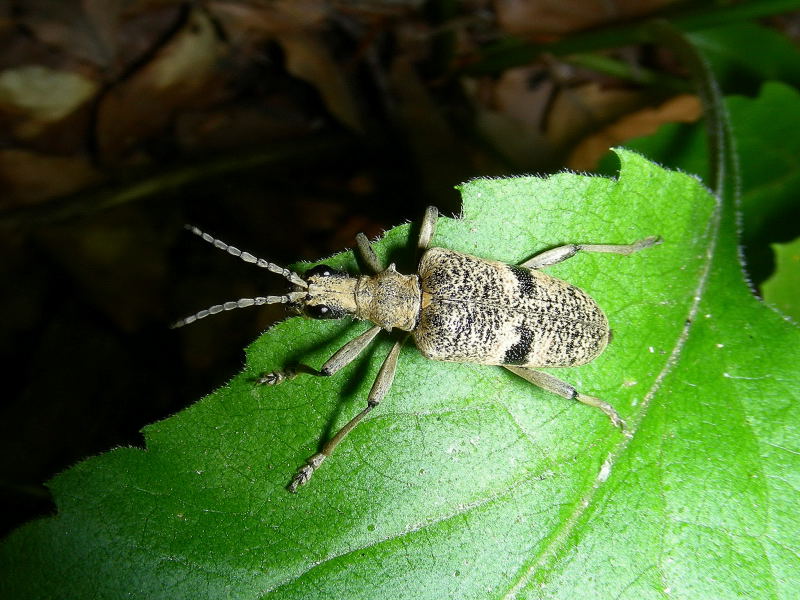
[174, 208, 661, 491]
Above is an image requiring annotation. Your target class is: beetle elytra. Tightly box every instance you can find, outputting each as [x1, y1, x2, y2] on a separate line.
[174, 207, 661, 491]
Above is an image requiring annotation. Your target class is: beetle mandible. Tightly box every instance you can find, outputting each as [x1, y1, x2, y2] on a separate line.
[173, 207, 661, 491]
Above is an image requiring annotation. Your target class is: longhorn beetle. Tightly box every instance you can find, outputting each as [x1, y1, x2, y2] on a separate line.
[173, 207, 661, 491]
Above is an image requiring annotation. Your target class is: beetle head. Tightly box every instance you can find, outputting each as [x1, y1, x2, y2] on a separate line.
[298, 264, 358, 320]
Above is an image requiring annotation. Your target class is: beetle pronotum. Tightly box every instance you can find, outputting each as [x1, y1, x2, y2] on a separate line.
[174, 207, 660, 490]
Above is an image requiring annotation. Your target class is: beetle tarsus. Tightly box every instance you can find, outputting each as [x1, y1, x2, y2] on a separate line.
[288, 453, 326, 492]
[603, 405, 626, 430]
[257, 368, 296, 385]
[637, 236, 663, 250]
[577, 392, 626, 430]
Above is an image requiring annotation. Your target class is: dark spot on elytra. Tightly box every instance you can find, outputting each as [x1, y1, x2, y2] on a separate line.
[503, 326, 534, 365]
[509, 265, 535, 296]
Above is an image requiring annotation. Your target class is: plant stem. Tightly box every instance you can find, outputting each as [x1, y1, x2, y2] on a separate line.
[646, 20, 734, 199]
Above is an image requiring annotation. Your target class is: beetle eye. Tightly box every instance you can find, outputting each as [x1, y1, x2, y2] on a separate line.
[306, 264, 337, 278]
[307, 304, 343, 319]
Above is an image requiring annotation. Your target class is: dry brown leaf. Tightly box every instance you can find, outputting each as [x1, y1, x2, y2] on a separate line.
[17, 0, 122, 66]
[0, 65, 98, 139]
[568, 93, 701, 170]
[14, 0, 185, 84]
[468, 65, 647, 168]
[278, 31, 364, 132]
[208, 0, 328, 36]
[545, 81, 646, 147]
[495, 0, 677, 37]
[210, 1, 362, 131]
[464, 69, 551, 166]
[0, 149, 101, 208]
[95, 8, 227, 161]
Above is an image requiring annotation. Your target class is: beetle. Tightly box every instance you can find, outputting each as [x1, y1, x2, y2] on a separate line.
[173, 207, 660, 491]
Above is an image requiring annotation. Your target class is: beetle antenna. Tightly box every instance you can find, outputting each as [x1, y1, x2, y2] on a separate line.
[171, 292, 307, 329]
[184, 225, 307, 288]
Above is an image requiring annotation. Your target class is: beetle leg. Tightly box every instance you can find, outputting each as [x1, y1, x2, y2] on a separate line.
[418, 206, 438, 254]
[258, 325, 382, 385]
[355, 233, 383, 274]
[521, 236, 661, 269]
[256, 367, 298, 385]
[355, 205, 438, 275]
[504, 366, 627, 431]
[289, 336, 406, 491]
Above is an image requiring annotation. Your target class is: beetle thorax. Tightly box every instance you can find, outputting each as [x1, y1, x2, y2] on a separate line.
[355, 264, 420, 331]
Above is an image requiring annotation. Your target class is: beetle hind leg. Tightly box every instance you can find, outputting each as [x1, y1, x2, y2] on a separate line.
[504, 366, 627, 431]
[521, 236, 661, 269]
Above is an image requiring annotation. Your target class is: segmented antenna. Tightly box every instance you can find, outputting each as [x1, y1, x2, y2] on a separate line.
[172, 225, 309, 329]
[171, 292, 307, 329]
[184, 225, 307, 288]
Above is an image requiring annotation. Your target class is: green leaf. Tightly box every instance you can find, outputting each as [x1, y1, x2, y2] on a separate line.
[597, 82, 800, 230]
[2, 150, 799, 598]
[762, 236, 800, 321]
[597, 82, 800, 281]
[687, 23, 800, 93]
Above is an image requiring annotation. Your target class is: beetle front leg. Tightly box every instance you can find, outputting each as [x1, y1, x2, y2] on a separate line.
[257, 325, 382, 385]
[289, 336, 406, 491]
[521, 236, 661, 269]
[504, 366, 627, 431]
[354, 205, 438, 274]
[355, 233, 383, 274]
